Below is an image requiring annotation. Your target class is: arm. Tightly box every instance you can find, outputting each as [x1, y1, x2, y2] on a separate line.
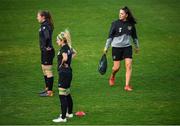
[72, 48, 77, 58]
[104, 22, 115, 53]
[42, 26, 52, 51]
[62, 52, 68, 62]
[131, 25, 139, 48]
[59, 52, 68, 68]
[131, 25, 140, 53]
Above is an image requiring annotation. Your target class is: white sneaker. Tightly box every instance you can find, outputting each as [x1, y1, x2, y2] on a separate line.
[52, 117, 67, 123]
[59, 113, 73, 118]
[66, 113, 73, 118]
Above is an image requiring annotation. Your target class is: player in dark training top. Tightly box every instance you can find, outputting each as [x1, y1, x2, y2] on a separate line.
[37, 10, 55, 96]
[53, 30, 76, 123]
[104, 6, 140, 91]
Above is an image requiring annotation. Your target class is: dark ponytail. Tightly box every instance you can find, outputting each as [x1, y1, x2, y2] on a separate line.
[38, 10, 54, 30]
[121, 6, 137, 25]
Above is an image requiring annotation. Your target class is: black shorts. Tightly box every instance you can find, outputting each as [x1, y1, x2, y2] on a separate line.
[112, 46, 132, 61]
[58, 67, 72, 89]
[41, 49, 55, 65]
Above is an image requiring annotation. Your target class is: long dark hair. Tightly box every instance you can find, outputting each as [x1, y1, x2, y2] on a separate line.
[38, 10, 54, 30]
[121, 6, 137, 25]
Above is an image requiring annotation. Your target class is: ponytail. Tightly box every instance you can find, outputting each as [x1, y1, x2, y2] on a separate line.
[57, 29, 72, 48]
[38, 10, 54, 30]
[45, 11, 54, 30]
[121, 6, 137, 25]
[64, 29, 72, 48]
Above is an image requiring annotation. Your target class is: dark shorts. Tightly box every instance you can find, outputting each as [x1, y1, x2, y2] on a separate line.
[58, 67, 72, 89]
[112, 46, 132, 61]
[41, 49, 55, 65]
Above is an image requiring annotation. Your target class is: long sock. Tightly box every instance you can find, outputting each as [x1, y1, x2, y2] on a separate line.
[44, 76, 48, 88]
[66, 94, 73, 114]
[59, 95, 67, 119]
[47, 77, 54, 91]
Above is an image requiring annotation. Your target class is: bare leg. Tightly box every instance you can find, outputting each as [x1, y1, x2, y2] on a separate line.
[109, 61, 120, 86]
[125, 58, 132, 86]
[111, 61, 120, 78]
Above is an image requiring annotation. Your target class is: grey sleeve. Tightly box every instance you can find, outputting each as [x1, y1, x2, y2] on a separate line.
[133, 38, 139, 48]
[132, 25, 139, 48]
[104, 22, 115, 49]
[105, 38, 113, 49]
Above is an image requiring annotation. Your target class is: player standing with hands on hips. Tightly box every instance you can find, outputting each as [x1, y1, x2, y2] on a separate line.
[37, 10, 55, 96]
[104, 6, 139, 91]
[53, 29, 76, 123]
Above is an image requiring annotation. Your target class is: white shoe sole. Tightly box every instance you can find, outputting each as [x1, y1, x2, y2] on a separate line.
[52, 119, 67, 123]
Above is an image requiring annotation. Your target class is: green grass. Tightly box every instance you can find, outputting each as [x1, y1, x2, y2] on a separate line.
[0, 0, 180, 125]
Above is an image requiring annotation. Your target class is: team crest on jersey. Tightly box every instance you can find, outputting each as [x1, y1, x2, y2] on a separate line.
[128, 26, 132, 30]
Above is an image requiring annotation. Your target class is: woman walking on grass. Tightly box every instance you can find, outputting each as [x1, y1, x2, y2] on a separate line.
[104, 6, 139, 91]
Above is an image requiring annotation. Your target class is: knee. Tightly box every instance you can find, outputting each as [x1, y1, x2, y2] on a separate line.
[42, 65, 46, 75]
[126, 63, 132, 70]
[46, 70, 53, 78]
[45, 66, 53, 77]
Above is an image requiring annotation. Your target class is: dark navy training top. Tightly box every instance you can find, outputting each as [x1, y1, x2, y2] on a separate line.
[57, 44, 72, 71]
[39, 20, 54, 51]
[105, 19, 139, 49]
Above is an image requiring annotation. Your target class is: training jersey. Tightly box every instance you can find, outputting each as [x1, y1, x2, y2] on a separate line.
[105, 19, 139, 49]
[57, 44, 72, 71]
[39, 20, 54, 51]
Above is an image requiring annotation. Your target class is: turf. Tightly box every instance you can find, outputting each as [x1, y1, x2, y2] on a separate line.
[0, 0, 180, 125]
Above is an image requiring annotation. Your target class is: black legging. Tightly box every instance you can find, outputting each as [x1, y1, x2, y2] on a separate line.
[59, 94, 73, 119]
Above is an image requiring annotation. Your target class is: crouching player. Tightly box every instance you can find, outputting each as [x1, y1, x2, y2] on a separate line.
[53, 30, 77, 123]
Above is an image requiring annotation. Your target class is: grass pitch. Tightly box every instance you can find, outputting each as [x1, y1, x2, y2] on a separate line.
[0, 0, 180, 125]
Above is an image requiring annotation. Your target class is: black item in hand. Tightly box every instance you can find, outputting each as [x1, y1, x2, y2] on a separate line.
[98, 54, 108, 75]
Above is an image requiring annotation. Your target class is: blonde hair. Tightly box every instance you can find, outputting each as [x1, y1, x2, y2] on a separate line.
[57, 29, 72, 48]
[64, 29, 72, 48]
